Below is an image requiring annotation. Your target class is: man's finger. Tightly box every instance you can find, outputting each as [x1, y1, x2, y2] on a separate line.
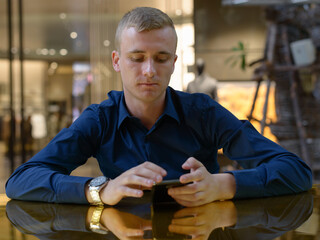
[170, 191, 205, 202]
[124, 175, 156, 187]
[180, 168, 206, 183]
[139, 161, 167, 176]
[182, 157, 204, 170]
[129, 162, 167, 183]
[119, 185, 144, 198]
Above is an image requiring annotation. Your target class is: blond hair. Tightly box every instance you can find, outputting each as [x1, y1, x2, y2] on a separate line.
[115, 7, 177, 51]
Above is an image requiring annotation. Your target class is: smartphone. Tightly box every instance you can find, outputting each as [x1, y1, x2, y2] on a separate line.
[151, 203, 190, 239]
[151, 179, 187, 204]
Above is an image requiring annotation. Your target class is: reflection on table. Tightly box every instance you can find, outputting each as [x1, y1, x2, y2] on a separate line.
[4, 190, 316, 240]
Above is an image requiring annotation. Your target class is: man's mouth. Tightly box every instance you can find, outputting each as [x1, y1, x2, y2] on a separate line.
[138, 82, 158, 86]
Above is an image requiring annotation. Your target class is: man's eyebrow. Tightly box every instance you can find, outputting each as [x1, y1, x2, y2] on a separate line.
[128, 50, 145, 54]
[127, 50, 172, 55]
[158, 51, 172, 56]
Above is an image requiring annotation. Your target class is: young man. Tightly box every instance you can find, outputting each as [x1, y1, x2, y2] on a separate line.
[6, 7, 312, 208]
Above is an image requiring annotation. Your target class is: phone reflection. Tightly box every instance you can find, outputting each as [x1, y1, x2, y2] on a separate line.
[6, 192, 313, 240]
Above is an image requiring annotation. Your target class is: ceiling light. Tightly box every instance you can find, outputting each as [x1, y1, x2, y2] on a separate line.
[50, 62, 58, 70]
[49, 49, 56, 55]
[41, 48, 49, 55]
[59, 49, 68, 56]
[103, 40, 110, 47]
[59, 13, 67, 20]
[11, 47, 17, 54]
[70, 32, 78, 39]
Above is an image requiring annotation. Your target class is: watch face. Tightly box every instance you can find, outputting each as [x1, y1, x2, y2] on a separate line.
[90, 176, 107, 187]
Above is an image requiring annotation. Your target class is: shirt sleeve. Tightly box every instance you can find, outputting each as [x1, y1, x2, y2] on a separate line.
[231, 192, 313, 230]
[6, 201, 90, 234]
[6, 105, 103, 204]
[210, 103, 312, 199]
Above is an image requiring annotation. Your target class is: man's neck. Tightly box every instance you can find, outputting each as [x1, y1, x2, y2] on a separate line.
[125, 97, 166, 130]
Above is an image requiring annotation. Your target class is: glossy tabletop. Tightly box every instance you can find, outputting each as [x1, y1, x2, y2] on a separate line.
[1, 186, 319, 240]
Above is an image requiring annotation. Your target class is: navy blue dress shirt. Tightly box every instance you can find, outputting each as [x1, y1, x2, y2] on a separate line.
[6, 87, 312, 204]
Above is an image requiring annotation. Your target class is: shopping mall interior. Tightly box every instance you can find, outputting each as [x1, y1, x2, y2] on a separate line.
[1, 0, 320, 197]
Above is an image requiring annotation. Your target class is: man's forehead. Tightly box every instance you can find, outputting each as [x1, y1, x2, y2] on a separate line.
[119, 27, 177, 53]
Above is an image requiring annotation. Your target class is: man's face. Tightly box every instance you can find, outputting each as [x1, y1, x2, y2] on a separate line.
[112, 26, 177, 106]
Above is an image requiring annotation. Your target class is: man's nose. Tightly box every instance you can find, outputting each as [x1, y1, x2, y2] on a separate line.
[142, 59, 156, 78]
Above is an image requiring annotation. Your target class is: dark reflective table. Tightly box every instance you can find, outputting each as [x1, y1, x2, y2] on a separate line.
[2, 186, 320, 240]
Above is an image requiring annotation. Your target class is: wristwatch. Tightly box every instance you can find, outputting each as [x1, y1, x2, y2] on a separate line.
[88, 176, 109, 205]
[90, 205, 108, 234]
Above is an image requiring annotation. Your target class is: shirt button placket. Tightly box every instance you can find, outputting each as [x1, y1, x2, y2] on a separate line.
[144, 134, 151, 162]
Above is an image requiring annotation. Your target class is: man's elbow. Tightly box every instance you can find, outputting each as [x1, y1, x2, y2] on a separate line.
[5, 174, 27, 200]
[295, 165, 313, 193]
[305, 168, 313, 190]
[5, 178, 17, 200]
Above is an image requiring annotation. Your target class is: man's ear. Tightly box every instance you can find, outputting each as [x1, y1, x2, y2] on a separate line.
[112, 51, 120, 72]
[171, 55, 178, 74]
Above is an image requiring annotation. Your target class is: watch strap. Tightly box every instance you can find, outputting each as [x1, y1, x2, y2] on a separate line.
[89, 177, 109, 205]
[90, 186, 103, 205]
[90, 206, 108, 234]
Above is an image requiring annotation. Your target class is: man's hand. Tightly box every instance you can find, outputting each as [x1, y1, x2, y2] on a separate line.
[167, 157, 236, 207]
[168, 201, 237, 240]
[96, 162, 167, 205]
[86, 206, 151, 239]
[101, 208, 152, 239]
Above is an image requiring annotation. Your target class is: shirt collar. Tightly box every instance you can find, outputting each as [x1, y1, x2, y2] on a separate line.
[163, 87, 180, 124]
[117, 87, 180, 129]
[117, 93, 130, 129]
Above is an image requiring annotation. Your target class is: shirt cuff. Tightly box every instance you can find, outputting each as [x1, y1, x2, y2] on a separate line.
[54, 174, 93, 204]
[228, 168, 265, 199]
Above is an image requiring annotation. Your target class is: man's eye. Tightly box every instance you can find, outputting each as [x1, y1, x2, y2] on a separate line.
[130, 56, 144, 62]
[155, 56, 169, 63]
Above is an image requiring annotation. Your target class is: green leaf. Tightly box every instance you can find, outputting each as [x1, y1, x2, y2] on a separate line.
[238, 41, 244, 50]
[231, 60, 237, 68]
[226, 41, 248, 71]
[241, 54, 246, 70]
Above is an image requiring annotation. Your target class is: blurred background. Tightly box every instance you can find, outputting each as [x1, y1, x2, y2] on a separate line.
[1, 0, 320, 195]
